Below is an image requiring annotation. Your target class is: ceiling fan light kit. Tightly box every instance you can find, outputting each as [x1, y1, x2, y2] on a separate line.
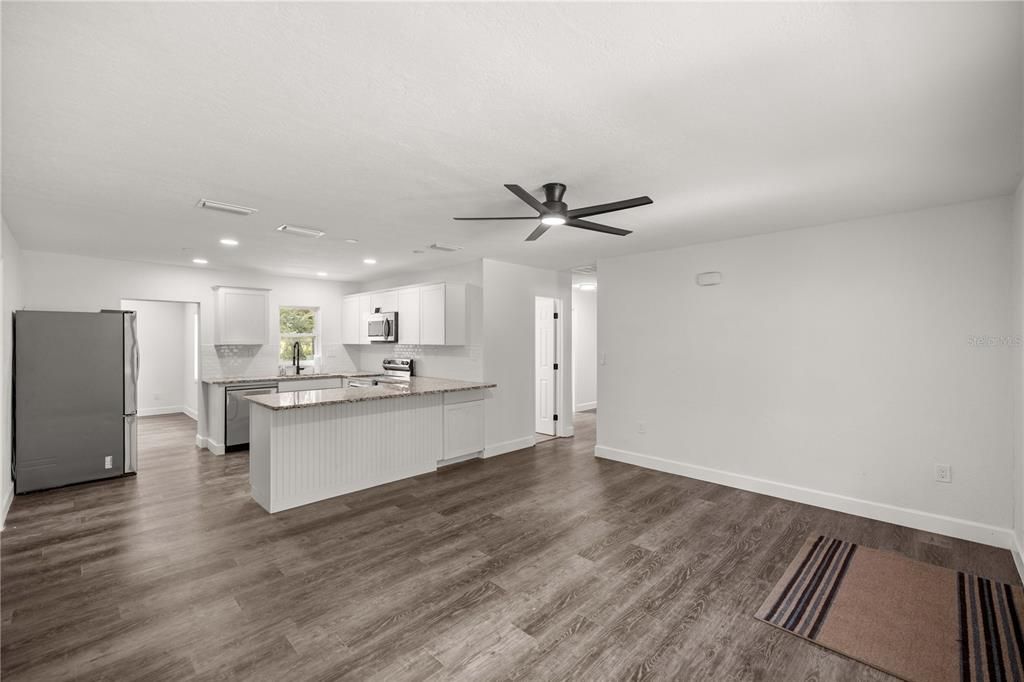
[453, 182, 652, 241]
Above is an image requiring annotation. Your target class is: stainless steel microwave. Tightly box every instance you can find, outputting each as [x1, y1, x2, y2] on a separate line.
[368, 310, 397, 343]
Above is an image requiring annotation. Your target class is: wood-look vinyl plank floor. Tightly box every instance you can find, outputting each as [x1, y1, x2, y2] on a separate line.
[2, 411, 1019, 680]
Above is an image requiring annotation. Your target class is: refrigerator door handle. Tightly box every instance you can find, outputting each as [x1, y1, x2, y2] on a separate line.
[125, 312, 139, 416]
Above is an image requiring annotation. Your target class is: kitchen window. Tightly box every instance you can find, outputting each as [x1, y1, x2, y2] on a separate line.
[279, 306, 319, 367]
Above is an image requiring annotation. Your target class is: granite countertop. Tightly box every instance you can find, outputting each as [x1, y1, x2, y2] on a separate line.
[244, 376, 497, 410]
[202, 371, 381, 386]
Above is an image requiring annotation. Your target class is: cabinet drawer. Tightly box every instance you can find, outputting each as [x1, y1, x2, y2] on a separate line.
[443, 389, 483, 405]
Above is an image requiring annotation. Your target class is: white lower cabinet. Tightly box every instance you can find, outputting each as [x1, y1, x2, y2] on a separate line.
[443, 390, 484, 459]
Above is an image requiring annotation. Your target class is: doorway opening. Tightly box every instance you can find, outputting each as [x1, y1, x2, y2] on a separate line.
[120, 299, 201, 445]
[571, 270, 597, 416]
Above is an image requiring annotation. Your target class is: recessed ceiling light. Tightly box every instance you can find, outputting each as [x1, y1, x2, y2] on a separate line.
[277, 224, 326, 238]
[197, 199, 258, 215]
[363, 258, 377, 265]
[344, 238, 359, 244]
[192, 258, 208, 265]
[316, 272, 328, 277]
[541, 215, 567, 226]
[219, 238, 239, 246]
[579, 283, 597, 291]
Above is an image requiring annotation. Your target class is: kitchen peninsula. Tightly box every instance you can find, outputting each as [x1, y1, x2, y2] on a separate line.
[245, 377, 496, 512]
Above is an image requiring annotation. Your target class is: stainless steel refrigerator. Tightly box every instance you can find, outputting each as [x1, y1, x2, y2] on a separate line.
[14, 310, 139, 493]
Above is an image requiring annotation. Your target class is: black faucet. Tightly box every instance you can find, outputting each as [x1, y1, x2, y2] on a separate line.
[292, 341, 305, 375]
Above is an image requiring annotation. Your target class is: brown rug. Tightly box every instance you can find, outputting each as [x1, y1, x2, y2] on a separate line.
[756, 535, 1024, 682]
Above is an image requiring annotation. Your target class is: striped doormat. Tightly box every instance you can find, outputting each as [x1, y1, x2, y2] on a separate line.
[756, 535, 1024, 682]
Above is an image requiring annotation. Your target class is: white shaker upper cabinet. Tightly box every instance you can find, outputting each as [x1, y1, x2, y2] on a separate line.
[213, 286, 270, 346]
[370, 290, 399, 314]
[342, 282, 467, 346]
[397, 287, 421, 345]
[358, 294, 372, 345]
[341, 295, 361, 345]
[419, 284, 446, 345]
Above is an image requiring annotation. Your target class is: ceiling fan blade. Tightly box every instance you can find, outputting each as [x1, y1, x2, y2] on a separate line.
[453, 216, 537, 221]
[567, 196, 652, 219]
[504, 184, 547, 213]
[566, 218, 632, 237]
[525, 224, 550, 241]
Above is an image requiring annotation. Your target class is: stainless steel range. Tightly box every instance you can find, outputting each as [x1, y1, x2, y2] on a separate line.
[347, 358, 414, 388]
[378, 358, 413, 382]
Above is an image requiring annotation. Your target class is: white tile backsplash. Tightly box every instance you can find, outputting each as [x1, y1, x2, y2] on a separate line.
[359, 343, 483, 381]
[201, 342, 358, 380]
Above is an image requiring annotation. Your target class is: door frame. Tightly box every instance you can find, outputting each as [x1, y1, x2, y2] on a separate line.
[534, 296, 571, 440]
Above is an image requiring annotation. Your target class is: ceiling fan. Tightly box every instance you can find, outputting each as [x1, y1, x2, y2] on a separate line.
[454, 183, 653, 241]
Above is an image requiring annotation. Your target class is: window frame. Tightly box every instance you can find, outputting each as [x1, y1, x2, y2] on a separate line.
[278, 305, 321, 368]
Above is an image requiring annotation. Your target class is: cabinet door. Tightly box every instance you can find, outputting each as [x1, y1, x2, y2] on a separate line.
[358, 295, 372, 345]
[342, 296, 360, 345]
[370, 290, 399, 314]
[420, 284, 445, 345]
[443, 400, 484, 459]
[216, 288, 268, 345]
[397, 287, 421, 345]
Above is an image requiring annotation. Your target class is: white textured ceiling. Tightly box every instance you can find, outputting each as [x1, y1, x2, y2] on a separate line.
[3, 2, 1022, 282]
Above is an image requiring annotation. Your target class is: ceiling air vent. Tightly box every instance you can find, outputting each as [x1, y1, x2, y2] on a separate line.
[429, 243, 463, 252]
[196, 199, 258, 215]
[277, 225, 326, 238]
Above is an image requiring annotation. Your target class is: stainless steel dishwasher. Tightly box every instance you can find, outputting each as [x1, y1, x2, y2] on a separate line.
[225, 384, 277, 451]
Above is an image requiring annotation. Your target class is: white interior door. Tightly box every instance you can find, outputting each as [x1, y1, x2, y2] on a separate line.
[535, 297, 556, 436]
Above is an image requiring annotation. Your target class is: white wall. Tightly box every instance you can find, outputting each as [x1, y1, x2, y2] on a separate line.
[572, 287, 598, 411]
[482, 259, 574, 456]
[17, 250, 360, 444]
[1, 220, 23, 527]
[356, 260, 484, 380]
[597, 196, 1016, 547]
[122, 299, 189, 416]
[183, 302, 198, 420]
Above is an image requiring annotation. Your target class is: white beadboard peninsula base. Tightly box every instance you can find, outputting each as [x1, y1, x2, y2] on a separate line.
[249, 395, 444, 513]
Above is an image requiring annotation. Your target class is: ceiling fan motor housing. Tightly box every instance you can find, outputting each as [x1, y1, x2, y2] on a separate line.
[542, 183, 568, 216]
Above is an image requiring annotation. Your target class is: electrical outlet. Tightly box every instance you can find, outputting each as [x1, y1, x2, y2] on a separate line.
[935, 464, 952, 483]
[638, 422, 647, 434]
[104, 456, 113, 470]
[600, 353, 607, 366]
[153, 393, 161, 401]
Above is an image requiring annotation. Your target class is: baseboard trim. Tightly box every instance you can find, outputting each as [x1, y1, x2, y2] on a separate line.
[575, 401, 597, 412]
[138, 406, 185, 417]
[437, 451, 482, 467]
[594, 444, 1016, 550]
[183, 406, 198, 421]
[0, 484, 13, 530]
[484, 436, 536, 459]
[1013, 534, 1024, 586]
[196, 435, 226, 455]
